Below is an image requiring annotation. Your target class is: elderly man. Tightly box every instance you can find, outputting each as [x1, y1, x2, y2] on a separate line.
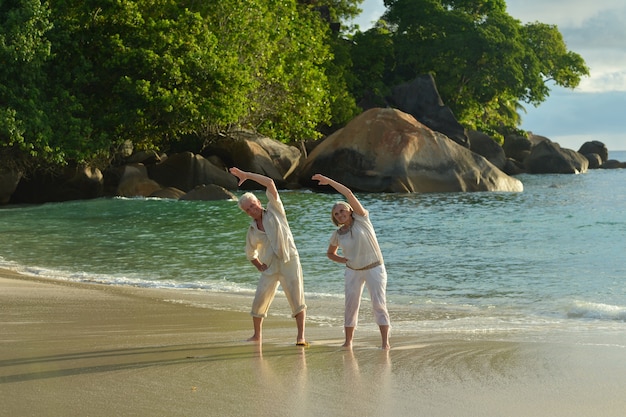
[229, 167, 307, 346]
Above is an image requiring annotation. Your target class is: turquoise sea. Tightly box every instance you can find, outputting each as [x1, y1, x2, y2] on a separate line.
[2, 151, 625, 345]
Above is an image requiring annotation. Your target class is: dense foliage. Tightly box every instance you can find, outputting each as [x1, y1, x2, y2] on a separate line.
[0, 0, 55, 169]
[1, 0, 588, 173]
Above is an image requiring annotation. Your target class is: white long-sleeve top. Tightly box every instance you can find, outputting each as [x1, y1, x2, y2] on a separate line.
[245, 190, 298, 273]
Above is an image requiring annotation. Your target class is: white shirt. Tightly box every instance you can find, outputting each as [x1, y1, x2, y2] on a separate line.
[245, 190, 298, 274]
[330, 211, 383, 270]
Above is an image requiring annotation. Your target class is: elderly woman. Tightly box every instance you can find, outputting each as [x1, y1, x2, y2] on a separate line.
[311, 174, 390, 350]
[230, 167, 307, 346]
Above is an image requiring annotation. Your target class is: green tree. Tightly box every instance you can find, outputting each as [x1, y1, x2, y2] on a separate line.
[348, 20, 396, 103]
[202, 0, 334, 141]
[323, 34, 361, 131]
[298, 0, 363, 24]
[368, 0, 589, 136]
[43, 0, 340, 156]
[45, 0, 234, 158]
[1, 0, 365, 174]
[0, 0, 56, 168]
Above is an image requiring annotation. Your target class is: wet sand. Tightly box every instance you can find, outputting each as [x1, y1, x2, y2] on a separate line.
[1, 269, 625, 417]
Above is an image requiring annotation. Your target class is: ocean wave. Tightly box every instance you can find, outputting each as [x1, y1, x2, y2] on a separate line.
[566, 300, 626, 322]
[0, 258, 252, 293]
[0, 257, 346, 303]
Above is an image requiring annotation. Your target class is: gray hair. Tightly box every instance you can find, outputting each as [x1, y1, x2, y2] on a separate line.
[238, 192, 260, 210]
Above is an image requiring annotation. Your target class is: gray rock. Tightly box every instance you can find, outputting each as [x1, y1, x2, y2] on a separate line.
[579, 141, 608, 163]
[147, 152, 237, 192]
[524, 140, 588, 174]
[385, 74, 469, 148]
[299, 108, 522, 193]
[180, 184, 237, 201]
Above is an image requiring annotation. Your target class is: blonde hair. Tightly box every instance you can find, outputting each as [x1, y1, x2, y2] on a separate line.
[331, 201, 353, 226]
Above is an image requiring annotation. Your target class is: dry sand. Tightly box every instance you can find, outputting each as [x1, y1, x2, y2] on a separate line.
[1, 268, 625, 417]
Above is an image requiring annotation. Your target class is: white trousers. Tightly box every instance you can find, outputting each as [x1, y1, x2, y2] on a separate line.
[344, 264, 390, 328]
[251, 256, 306, 318]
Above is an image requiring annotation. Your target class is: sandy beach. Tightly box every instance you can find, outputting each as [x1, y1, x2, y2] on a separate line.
[1, 268, 625, 417]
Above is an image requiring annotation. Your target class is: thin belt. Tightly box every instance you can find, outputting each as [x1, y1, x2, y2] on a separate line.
[346, 260, 382, 271]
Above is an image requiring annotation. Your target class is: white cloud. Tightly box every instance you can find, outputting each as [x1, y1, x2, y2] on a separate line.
[350, 0, 386, 29]
[577, 68, 626, 93]
[506, 1, 626, 93]
[505, 0, 626, 28]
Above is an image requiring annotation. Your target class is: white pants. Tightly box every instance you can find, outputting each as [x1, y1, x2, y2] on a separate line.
[251, 256, 306, 318]
[344, 264, 390, 328]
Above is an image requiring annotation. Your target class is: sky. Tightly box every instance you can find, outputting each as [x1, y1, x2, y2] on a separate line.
[350, 0, 626, 151]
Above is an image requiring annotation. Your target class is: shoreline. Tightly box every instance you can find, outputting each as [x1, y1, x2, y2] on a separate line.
[2, 269, 625, 416]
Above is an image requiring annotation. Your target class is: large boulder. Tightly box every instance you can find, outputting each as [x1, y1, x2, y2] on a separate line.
[117, 164, 161, 197]
[299, 108, 523, 193]
[584, 153, 603, 169]
[601, 159, 626, 169]
[179, 184, 237, 201]
[201, 130, 301, 188]
[467, 130, 506, 170]
[503, 158, 526, 176]
[149, 187, 186, 199]
[524, 140, 589, 174]
[67, 165, 103, 199]
[578, 140, 608, 163]
[147, 151, 237, 192]
[0, 168, 22, 205]
[503, 134, 532, 163]
[385, 74, 469, 148]
[9, 163, 103, 204]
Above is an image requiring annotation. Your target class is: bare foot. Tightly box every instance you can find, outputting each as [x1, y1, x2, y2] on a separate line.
[342, 342, 353, 349]
[381, 344, 390, 350]
[247, 335, 261, 343]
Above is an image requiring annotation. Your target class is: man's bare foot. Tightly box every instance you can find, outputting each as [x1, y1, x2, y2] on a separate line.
[342, 342, 352, 349]
[247, 335, 261, 343]
[381, 344, 390, 350]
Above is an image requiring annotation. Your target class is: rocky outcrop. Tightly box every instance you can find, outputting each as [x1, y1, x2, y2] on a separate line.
[3, 103, 622, 205]
[467, 130, 506, 170]
[298, 108, 523, 193]
[524, 140, 589, 174]
[201, 130, 301, 188]
[503, 134, 532, 164]
[149, 187, 186, 199]
[578, 141, 608, 163]
[501, 135, 614, 175]
[115, 159, 238, 200]
[601, 159, 626, 169]
[117, 164, 161, 197]
[147, 151, 237, 192]
[179, 184, 237, 201]
[9, 164, 103, 204]
[585, 153, 603, 169]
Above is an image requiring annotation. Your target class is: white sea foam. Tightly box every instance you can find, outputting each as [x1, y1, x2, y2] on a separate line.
[0, 258, 257, 295]
[566, 300, 626, 322]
